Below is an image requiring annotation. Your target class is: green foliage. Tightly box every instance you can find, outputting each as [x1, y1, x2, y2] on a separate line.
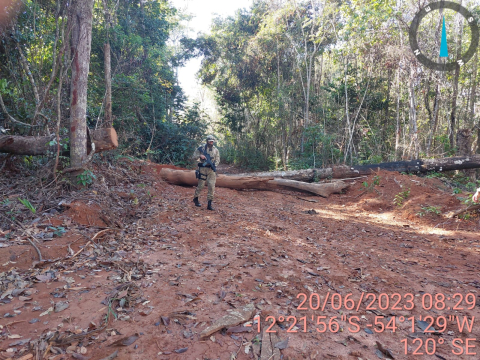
[77, 170, 96, 187]
[465, 182, 478, 193]
[462, 194, 476, 206]
[417, 206, 441, 217]
[137, 102, 208, 167]
[425, 172, 443, 178]
[0, 79, 8, 94]
[0, 0, 199, 167]
[435, 134, 456, 157]
[252, 335, 261, 345]
[2, 0, 480, 174]
[18, 198, 36, 214]
[393, 188, 410, 207]
[361, 175, 380, 192]
[219, 140, 273, 170]
[458, 213, 472, 220]
[288, 125, 343, 170]
[49, 226, 67, 237]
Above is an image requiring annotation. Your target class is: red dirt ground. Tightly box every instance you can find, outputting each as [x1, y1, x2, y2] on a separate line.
[0, 162, 479, 360]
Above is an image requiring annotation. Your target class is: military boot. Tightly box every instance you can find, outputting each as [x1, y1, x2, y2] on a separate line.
[207, 200, 215, 211]
[193, 197, 201, 207]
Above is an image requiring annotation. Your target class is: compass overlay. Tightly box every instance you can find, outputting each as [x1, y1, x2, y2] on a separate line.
[409, 1, 479, 71]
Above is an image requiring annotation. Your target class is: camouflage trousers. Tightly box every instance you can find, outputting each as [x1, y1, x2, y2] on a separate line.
[194, 167, 216, 201]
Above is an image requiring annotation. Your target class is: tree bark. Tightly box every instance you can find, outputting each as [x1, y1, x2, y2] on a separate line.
[233, 154, 480, 181]
[0, 134, 116, 155]
[456, 128, 475, 179]
[159, 169, 349, 198]
[470, 52, 478, 123]
[395, 67, 401, 160]
[103, 0, 112, 128]
[449, 6, 464, 149]
[382, 69, 391, 152]
[0, 135, 56, 155]
[69, 0, 95, 169]
[408, 66, 419, 158]
[104, 42, 113, 128]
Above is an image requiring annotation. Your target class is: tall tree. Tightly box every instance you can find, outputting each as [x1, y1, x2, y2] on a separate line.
[69, 0, 95, 170]
[449, 4, 465, 150]
[103, 0, 112, 128]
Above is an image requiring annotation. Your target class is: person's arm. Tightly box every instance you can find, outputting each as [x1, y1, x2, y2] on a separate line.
[192, 147, 202, 162]
[473, 188, 480, 203]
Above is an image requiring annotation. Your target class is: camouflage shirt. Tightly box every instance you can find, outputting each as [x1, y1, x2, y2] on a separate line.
[192, 144, 220, 166]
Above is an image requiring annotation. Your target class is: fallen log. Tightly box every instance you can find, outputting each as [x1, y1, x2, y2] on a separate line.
[0, 134, 59, 155]
[235, 155, 480, 181]
[0, 128, 118, 155]
[159, 168, 348, 197]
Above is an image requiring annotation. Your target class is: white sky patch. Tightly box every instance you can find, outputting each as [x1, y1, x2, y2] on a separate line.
[169, 0, 253, 102]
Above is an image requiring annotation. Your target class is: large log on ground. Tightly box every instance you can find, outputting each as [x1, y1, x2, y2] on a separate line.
[159, 168, 348, 197]
[235, 155, 480, 181]
[0, 135, 57, 155]
[0, 129, 118, 155]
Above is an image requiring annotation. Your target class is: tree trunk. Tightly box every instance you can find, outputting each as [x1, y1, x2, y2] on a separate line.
[0, 135, 56, 155]
[104, 42, 112, 128]
[103, 0, 112, 128]
[159, 169, 349, 198]
[69, 0, 95, 169]
[344, 57, 352, 163]
[456, 128, 475, 179]
[382, 68, 391, 152]
[395, 67, 401, 160]
[233, 154, 480, 181]
[449, 7, 464, 149]
[408, 66, 419, 158]
[0, 134, 116, 155]
[469, 51, 477, 124]
[426, 83, 440, 156]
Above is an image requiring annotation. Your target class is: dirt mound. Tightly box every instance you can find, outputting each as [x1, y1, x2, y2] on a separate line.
[339, 170, 477, 228]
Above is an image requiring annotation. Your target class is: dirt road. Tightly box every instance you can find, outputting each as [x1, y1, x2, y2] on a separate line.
[0, 160, 479, 359]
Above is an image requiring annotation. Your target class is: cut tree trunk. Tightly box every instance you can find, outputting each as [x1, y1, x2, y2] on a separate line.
[0, 135, 57, 156]
[159, 169, 348, 197]
[234, 155, 480, 181]
[0, 132, 117, 156]
[89, 128, 118, 153]
[69, 0, 95, 169]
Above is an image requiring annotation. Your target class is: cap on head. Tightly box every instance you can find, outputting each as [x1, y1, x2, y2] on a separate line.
[206, 135, 216, 142]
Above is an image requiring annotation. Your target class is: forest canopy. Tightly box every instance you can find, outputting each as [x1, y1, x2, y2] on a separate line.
[198, 0, 480, 170]
[0, 0, 480, 173]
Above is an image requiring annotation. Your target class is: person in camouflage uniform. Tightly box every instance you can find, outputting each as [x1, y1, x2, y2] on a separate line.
[192, 135, 220, 210]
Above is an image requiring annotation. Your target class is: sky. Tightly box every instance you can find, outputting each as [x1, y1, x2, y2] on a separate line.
[169, 0, 254, 102]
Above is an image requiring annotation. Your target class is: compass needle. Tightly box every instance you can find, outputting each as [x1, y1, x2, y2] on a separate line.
[440, 16, 449, 58]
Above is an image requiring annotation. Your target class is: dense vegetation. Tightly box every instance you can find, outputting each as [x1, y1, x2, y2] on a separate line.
[0, 0, 207, 169]
[199, 0, 480, 170]
[1, 0, 480, 173]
